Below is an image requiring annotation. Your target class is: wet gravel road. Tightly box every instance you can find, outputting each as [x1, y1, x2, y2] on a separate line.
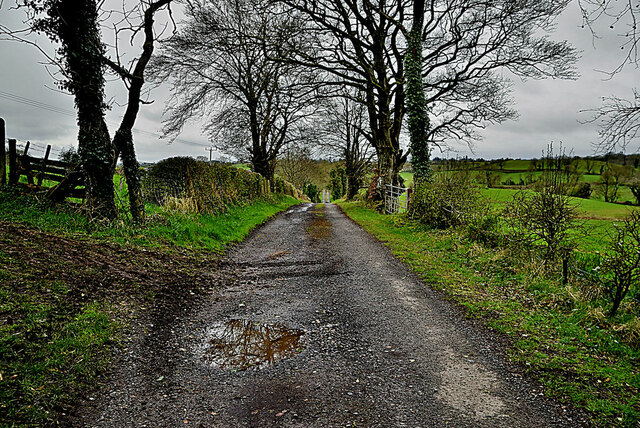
[72, 203, 589, 427]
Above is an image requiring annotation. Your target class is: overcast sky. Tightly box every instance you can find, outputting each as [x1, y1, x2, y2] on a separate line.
[0, 1, 637, 162]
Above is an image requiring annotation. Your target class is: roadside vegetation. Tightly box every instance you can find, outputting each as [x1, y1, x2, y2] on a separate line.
[339, 151, 640, 426]
[0, 158, 301, 426]
[339, 200, 639, 426]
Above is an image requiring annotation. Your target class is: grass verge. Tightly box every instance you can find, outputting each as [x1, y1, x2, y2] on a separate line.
[337, 200, 640, 427]
[0, 189, 299, 253]
[0, 189, 299, 425]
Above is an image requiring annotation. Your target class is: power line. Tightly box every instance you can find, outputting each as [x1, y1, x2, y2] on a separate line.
[0, 91, 76, 117]
[0, 90, 212, 148]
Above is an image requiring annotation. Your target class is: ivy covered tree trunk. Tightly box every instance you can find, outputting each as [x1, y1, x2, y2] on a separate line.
[42, 0, 116, 218]
[405, 0, 431, 182]
[346, 176, 360, 200]
[79, 119, 115, 218]
[345, 154, 362, 200]
[112, 70, 146, 222]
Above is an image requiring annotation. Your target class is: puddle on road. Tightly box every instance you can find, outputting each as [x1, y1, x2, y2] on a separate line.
[201, 320, 304, 370]
[307, 207, 331, 239]
[286, 204, 313, 214]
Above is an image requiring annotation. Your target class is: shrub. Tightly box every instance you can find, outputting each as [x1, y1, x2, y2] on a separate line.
[142, 157, 273, 214]
[189, 161, 265, 213]
[466, 214, 502, 247]
[485, 171, 500, 188]
[572, 182, 592, 199]
[304, 182, 321, 203]
[409, 170, 485, 229]
[599, 210, 640, 317]
[147, 156, 197, 182]
[504, 146, 580, 264]
[58, 146, 81, 166]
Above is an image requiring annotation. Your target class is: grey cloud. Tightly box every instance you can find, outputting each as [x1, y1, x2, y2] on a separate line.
[1, 2, 638, 162]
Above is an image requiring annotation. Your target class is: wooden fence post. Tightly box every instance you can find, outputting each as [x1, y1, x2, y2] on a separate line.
[22, 141, 34, 185]
[0, 118, 5, 186]
[37, 145, 52, 186]
[8, 139, 17, 185]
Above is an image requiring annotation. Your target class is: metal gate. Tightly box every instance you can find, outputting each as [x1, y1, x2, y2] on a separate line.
[384, 184, 410, 214]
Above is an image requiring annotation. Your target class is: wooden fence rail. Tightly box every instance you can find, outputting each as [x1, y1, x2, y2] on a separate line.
[4, 125, 85, 200]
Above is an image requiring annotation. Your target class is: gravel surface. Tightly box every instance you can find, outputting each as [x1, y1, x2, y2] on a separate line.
[70, 203, 590, 427]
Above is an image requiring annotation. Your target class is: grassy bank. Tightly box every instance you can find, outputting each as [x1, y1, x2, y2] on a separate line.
[337, 200, 640, 426]
[0, 190, 299, 253]
[0, 189, 299, 425]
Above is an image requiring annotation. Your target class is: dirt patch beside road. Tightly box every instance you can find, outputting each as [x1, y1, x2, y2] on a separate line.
[0, 220, 220, 424]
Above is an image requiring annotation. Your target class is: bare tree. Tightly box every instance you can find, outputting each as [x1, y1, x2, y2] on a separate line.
[584, 157, 595, 175]
[320, 93, 374, 199]
[600, 210, 640, 317]
[579, 0, 639, 74]
[628, 177, 640, 205]
[104, 0, 174, 222]
[580, 0, 640, 152]
[6, 0, 173, 221]
[274, 0, 408, 190]
[588, 91, 640, 153]
[276, 145, 317, 190]
[598, 163, 632, 203]
[152, 0, 322, 182]
[275, 0, 577, 193]
[505, 146, 580, 265]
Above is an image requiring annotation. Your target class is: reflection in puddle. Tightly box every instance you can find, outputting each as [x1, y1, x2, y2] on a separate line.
[201, 319, 304, 370]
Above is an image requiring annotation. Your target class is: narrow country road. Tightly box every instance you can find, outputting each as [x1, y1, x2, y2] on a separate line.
[71, 203, 589, 427]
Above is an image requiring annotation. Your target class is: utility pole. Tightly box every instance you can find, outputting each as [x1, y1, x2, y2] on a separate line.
[205, 146, 215, 162]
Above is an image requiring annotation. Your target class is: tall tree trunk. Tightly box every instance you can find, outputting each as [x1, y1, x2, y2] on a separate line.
[344, 148, 358, 200]
[376, 145, 395, 190]
[78, 119, 116, 218]
[57, 0, 116, 218]
[113, 129, 144, 221]
[345, 159, 361, 200]
[108, 0, 171, 222]
[252, 155, 276, 183]
[365, 41, 401, 192]
[405, 0, 431, 182]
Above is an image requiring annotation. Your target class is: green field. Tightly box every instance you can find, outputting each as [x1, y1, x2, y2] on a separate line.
[481, 188, 633, 219]
[401, 158, 640, 255]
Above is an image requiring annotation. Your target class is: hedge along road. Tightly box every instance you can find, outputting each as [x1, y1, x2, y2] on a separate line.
[70, 203, 590, 427]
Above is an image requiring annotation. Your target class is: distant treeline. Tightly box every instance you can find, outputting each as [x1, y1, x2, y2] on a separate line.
[429, 152, 640, 170]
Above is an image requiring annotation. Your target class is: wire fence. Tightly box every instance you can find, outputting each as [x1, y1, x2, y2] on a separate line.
[4, 139, 64, 159]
